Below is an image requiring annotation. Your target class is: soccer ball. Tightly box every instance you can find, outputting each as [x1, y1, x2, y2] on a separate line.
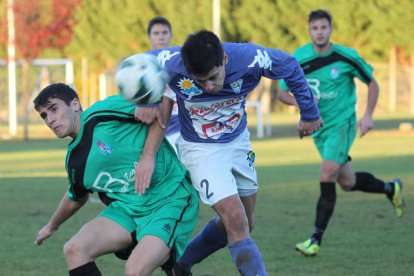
[116, 53, 169, 105]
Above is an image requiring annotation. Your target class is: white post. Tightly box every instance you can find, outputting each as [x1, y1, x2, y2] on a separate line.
[246, 101, 264, 138]
[7, 0, 17, 137]
[99, 73, 107, 100]
[82, 57, 88, 107]
[212, 0, 220, 38]
[411, 53, 414, 114]
[389, 47, 397, 112]
[65, 59, 74, 85]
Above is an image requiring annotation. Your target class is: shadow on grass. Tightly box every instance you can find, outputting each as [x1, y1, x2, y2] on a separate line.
[0, 138, 70, 153]
[249, 116, 414, 140]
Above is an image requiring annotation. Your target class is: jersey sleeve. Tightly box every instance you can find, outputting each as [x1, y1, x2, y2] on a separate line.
[347, 48, 374, 84]
[163, 85, 176, 101]
[256, 45, 319, 121]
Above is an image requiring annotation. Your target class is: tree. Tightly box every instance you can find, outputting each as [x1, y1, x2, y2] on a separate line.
[0, 0, 81, 140]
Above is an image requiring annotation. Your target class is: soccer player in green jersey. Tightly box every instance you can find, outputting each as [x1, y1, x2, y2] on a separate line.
[33, 83, 198, 275]
[278, 9, 405, 257]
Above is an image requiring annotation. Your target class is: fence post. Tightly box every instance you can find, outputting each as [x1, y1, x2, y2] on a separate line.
[388, 47, 397, 112]
[411, 52, 414, 114]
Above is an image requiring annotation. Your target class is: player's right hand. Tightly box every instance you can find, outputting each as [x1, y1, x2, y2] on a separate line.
[134, 106, 165, 129]
[297, 117, 324, 139]
[134, 154, 155, 195]
[34, 224, 57, 246]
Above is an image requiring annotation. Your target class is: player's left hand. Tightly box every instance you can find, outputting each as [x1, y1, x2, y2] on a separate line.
[297, 117, 324, 139]
[34, 224, 57, 246]
[135, 154, 155, 195]
[134, 106, 165, 129]
[357, 115, 374, 137]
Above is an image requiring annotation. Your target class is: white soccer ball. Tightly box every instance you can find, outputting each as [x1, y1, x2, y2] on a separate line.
[116, 53, 169, 105]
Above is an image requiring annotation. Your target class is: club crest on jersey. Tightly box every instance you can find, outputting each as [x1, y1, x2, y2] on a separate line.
[230, 79, 243, 93]
[248, 50, 272, 70]
[330, 67, 340, 79]
[247, 150, 256, 167]
[97, 140, 113, 157]
[177, 77, 202, 99]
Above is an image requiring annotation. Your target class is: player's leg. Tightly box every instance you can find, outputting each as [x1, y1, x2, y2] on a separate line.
[296, 121, 351, 256]
[213, 130, 265, 275]
[64, 216, 132, 275]
[125, 235, 170, 276]
[338, 158, 405, 217]
[176, 131, 266, 275]
[213, 193, 266, 275]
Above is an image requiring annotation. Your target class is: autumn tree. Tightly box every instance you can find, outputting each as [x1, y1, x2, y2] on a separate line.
[0, 0, 80, 140]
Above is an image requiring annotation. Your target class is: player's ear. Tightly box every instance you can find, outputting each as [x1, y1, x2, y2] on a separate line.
[223, 53, 228, 66]
[71, 98, 82, 112]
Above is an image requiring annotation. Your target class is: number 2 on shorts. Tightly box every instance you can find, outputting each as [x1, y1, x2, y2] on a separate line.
[200, 179, 214, 199]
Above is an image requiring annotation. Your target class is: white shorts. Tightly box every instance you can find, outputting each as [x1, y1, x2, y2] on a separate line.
[176, 129, 258, 206]
[166, 131, 180, 153]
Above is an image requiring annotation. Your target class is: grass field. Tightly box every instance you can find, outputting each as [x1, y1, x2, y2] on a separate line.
[1, 115, 413, 275]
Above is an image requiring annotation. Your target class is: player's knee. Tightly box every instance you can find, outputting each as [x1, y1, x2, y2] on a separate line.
[338, 177, 355, 191]
[124, 261, 150, 276]
[63, 239, 82, 260]
[225, 209, 249, 233]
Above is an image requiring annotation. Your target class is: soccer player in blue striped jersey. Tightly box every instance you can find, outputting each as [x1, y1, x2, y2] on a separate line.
[278, 9, 405, 257]
[134, 30, 323, 275]
[33, 83, 198, 275]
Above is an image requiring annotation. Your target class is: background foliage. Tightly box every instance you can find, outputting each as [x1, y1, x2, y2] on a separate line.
[1, 0, 414, 72]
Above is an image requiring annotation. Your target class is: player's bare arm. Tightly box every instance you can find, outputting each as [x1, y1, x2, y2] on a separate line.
[358, 79, 379, 137]
[297, 117, 324, 139]
[134, 105, 165, 128]
[135, 97, 173, 194]
[35, 192, 88, 245]
[277, 89, 298, 106]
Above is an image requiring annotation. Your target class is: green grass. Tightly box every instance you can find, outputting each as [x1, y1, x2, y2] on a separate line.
[1, 123, 413, 275]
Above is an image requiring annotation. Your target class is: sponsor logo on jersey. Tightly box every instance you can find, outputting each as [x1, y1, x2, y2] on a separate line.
[156, 50, 180, 67]
[230, 78, 243, 93]
[330, 67, 340, 79]
[97, 140, 113, 157]
[188, 96, 243, 118]
[162, 223, 172, 233]
[248, 50, 272, 70]
[247, 150, 256, 167]
[177, 77, 202, 99]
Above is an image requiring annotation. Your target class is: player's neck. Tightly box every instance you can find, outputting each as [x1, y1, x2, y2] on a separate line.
[313, 42, 332, 54]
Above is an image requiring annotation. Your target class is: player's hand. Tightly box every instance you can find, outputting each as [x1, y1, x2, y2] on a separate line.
[134, 106, 165, 129]
[134, 154, 155, 195]
[297, 117, 324, 139]
[34, 224, 57, 246]
[357, 115, 374, 137]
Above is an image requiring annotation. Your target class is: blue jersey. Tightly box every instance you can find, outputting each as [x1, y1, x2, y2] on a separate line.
[151, 43, 319, 143]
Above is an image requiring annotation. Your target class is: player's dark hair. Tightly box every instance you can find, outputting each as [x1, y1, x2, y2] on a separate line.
[181, 30, 224, 76]
[34, 83, 79, 111]
[308, 9, 332, 25]
[147, 16, 172, 35]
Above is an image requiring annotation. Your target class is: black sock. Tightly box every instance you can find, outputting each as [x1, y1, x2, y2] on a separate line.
[352, 172, 393, 198]
[314, 182, 336, 244]
[69, 262, 101, 276]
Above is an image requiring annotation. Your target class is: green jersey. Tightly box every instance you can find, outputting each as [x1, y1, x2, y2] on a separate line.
[280, 43, 374, 127]
[65, 94, 187, 206]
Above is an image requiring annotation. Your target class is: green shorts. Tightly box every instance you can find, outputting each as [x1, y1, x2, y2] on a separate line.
[99, 177, 198, 263]
[313, 116, 356, 164]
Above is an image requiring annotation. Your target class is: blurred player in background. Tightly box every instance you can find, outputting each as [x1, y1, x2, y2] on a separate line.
[33, 83, 198, 275]
[148, 16, 180, 152]
[136, 30, 323, 275]
[278, 9, 405, 257]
